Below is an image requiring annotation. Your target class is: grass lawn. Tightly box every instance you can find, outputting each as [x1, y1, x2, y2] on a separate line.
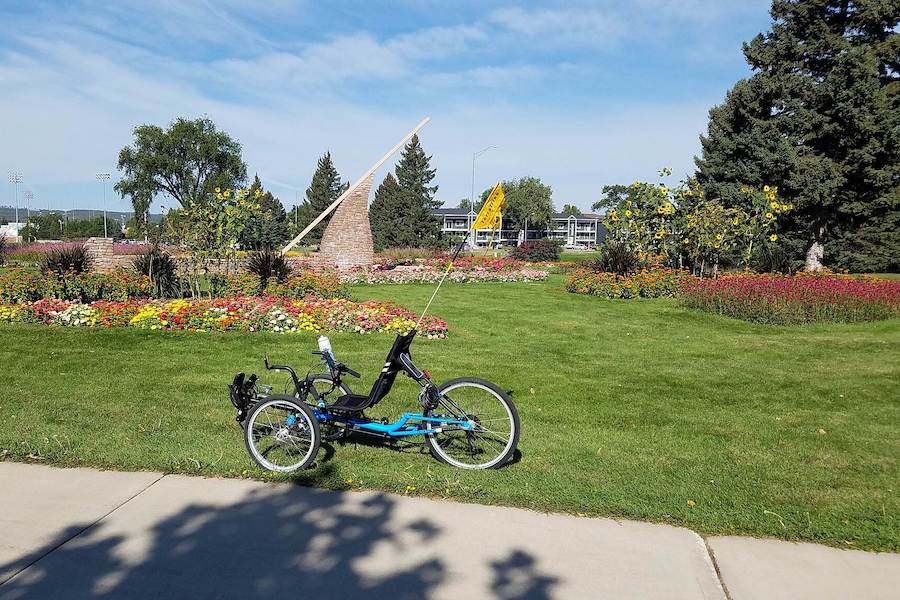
[0, 275, 898, 551]
[559, 250, 599, 262]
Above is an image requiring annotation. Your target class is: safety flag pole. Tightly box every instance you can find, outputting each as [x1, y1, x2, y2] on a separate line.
[414, 230, 470, 330]
[415, 182, 505, 330]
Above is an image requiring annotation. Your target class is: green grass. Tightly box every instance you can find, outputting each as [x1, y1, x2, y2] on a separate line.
[559, 250, 599, 262]
[1, 276, 898, 550]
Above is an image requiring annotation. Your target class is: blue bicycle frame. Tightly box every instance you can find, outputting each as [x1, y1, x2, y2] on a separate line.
[315, 410, 473, 438]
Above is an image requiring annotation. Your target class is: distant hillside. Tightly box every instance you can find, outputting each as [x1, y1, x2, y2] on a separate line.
[0, 206, 163, 224]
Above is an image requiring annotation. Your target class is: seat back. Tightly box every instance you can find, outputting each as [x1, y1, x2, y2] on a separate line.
[365, 331, 416, 407]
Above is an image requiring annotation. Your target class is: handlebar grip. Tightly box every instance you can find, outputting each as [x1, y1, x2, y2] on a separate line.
[343, 366, 361, 378]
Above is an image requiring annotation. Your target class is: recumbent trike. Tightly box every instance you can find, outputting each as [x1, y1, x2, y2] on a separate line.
[229, 329, 520, 472]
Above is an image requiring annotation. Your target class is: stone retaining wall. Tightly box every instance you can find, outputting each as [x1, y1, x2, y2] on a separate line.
[84, 238, 317, 275]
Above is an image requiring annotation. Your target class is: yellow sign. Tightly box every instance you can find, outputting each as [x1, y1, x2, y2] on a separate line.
[472, 182, 505, 230]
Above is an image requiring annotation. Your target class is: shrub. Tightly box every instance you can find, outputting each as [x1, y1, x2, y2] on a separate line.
[679, 273, 900, 324]
[0, 236, 6, 267]
[0, 267, 152, 303]
[264, 271, 350, 299]
[133, 248, 182, 298]
[246, 250, 291, 290]
[213, 270, 349, 300]
[588, 240, 640, 275]
[41, 245, 92, 274]
[565, 268, 692, 299]
[510, 239, 562, 262]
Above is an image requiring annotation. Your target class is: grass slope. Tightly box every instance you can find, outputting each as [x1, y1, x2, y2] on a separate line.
[0, 275, 897, 550]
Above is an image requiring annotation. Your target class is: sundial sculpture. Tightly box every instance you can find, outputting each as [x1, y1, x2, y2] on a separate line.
[281, 118, 430, 269]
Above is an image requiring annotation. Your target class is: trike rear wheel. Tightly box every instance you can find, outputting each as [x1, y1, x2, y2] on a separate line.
[425, 378, 519, 469]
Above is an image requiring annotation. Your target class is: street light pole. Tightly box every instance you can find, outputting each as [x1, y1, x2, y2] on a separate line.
[470, 146, 496, 249]
[8, 171, 22, 226]
[96, 173, 110, 238]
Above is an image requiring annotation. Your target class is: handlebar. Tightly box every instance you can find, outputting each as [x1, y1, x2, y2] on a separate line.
[311, 351, 360, 378]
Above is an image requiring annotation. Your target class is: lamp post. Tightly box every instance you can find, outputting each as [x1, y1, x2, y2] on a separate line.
[8, 171, 22, 226]
[96, 173, 110, 238]
[470, 146, 496, 248]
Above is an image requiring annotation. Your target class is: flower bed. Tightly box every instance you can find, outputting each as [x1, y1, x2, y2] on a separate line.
[345, 256, 548, 285]
[565, 268, 692, 299]
[214, 271, 349, 299]
[0, 296, 448, 338]
[0, 268, 153, 303]
[344, 265, 548, 285]
[679, 274, 900, 324]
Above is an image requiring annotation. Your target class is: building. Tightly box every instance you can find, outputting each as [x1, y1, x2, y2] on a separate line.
[0, 223, 23, 243]
[433, 208, 605, 249]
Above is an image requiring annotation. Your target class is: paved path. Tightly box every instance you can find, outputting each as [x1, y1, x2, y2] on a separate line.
[0, 463, 897, 599]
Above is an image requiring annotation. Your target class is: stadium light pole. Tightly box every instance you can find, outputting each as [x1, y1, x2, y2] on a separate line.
[8, 171, 22, 226]
[470, 146, 496, 246]
[23, 191, 33, 241]
[96, 173, 110, 237]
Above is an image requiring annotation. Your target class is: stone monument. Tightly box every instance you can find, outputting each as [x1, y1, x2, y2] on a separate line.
[314, 174, 374, 269]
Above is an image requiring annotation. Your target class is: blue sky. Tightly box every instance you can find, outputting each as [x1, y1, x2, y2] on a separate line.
[0, 0, 772, 215]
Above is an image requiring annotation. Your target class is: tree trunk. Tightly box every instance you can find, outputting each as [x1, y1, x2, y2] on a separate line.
[805, 219, 826, 271]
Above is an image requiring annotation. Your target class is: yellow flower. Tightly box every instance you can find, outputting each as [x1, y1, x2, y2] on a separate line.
[732, 218, 740, 225]
[770, 201, 779, 210]
[716, 233, 723, 240]
[625, 210, 632, 217]
[763, 185, 771, 192]
[765, 212, 774, 220]
[214, 187, 221, 193]
[769, 234, 778, 241]
[659, 186, 669, 196]
[223, 189, 231, 198]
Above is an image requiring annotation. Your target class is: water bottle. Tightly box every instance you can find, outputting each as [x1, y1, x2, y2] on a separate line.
[318, 335, 335, 365]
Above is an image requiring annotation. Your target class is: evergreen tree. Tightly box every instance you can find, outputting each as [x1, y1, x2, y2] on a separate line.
[296, 152, 347, 246]
[696, 0, 900, 271]
[238, 175, 290, 250]
[369, 135, 441, 249]
[393, 134, 441, 246]
[369, 173, 409, 250]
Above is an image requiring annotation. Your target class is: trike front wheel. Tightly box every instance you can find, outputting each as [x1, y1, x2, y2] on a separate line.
[244, 395, 320, 473]
[425, 378, 519, 469]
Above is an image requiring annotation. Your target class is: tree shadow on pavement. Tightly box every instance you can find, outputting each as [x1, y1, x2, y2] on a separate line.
[0, 478, 559, 599]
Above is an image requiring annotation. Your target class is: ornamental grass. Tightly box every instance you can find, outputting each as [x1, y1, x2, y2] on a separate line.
[679, 273, 900, 324]
[0, 296, 448, 338]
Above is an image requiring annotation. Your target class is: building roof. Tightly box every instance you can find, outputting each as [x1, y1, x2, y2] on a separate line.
[550, 212, 602, 220]
[433, 207, 602, 220]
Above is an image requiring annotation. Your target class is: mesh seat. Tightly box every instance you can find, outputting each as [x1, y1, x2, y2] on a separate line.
[329, 394, 372, 413]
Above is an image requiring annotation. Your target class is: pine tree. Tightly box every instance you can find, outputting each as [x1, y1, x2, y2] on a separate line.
[695, 0, 899, 271]
[369, 173, 408, 250]
[297, 152, 347, 246]
[392, 134, 441, 247]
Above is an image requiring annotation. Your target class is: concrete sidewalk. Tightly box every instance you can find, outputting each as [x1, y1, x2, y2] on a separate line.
[0, 463, 897, 599]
